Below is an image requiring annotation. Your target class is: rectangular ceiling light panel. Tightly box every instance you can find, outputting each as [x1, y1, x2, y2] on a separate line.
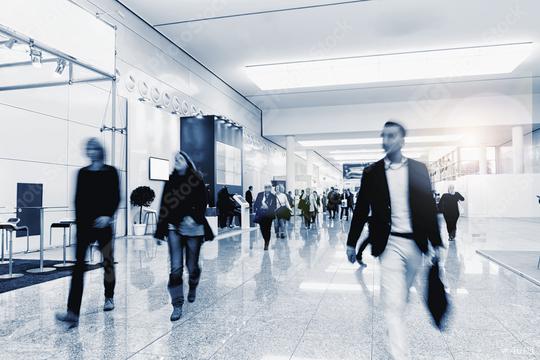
[298, 134, 462, 148]
[333, 152, 422, 161]
[245, 43, 533, 90]
[329, 147, 429, 154]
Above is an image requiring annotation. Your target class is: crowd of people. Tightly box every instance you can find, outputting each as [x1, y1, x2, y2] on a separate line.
[55, 120, 464, 360]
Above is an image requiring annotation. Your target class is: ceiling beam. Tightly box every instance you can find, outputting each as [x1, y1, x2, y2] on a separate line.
[154, 0, 371, 27]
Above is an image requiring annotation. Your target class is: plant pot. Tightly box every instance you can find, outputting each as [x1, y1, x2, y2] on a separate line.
[133, 223, 146, 236]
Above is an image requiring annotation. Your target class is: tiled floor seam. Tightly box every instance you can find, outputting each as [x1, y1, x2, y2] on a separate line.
[125, 268, 263, 359]
[287, 243, 343, 360]
[208, 230, 338, 360]
[471, 283, 538, 358]
[129, 226, 331, 360]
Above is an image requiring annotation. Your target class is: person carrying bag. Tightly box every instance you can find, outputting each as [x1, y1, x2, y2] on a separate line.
[274, 185, 291, 238]
[253, 185, 277, 250]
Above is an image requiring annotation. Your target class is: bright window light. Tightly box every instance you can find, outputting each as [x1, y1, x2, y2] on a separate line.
[245, 42, 533, 90]
[299, 134, 462, 148]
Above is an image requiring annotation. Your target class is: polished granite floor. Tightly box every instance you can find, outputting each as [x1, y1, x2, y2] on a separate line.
[0, 216, 538, 360]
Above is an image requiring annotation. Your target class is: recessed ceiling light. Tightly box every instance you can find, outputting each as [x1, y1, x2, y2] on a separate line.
[329, 147, 429, 154]
[245, 42, 533, 90]
[299, 134, 462, 147]
[333, 152, 422, 161]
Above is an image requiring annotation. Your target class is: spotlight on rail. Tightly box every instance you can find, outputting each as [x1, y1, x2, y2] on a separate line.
[3, 38, 17, 49]
[54, 58, 67, 76]
[30, 46, 42, 68]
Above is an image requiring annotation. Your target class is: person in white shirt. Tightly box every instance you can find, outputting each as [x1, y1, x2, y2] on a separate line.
[346, 121, 443, 359]
[300, 188, 318, 229]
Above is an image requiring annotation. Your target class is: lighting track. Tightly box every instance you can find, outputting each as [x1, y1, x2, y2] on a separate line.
[154, 0, 372, 26]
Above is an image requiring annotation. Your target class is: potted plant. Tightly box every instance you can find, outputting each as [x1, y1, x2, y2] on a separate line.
[130, 186, 156, 236]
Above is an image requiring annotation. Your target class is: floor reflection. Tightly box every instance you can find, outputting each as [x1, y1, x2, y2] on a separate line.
[0, 216, 538, 359]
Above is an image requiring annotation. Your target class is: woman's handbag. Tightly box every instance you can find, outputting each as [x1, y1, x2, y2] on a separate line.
[275, 196, 292, 220]
[203, 218, 215, 241]
[275, 206, 291, 220]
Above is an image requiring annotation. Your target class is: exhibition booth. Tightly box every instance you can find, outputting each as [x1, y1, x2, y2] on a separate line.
[0, 0, 281, 283]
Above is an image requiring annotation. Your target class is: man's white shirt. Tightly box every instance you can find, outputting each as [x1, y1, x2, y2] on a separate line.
[384, 156, 413, 233]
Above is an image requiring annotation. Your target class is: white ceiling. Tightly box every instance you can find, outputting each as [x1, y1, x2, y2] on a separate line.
[118, 0, 540, 167]
[120, 0, 540, 107]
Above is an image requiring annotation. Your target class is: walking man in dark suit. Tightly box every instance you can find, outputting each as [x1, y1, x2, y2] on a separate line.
[346, 120, 443, 359]
[253, 184, 277, 250]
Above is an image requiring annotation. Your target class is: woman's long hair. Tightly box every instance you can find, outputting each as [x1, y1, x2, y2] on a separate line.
[175, 151, 203, 180]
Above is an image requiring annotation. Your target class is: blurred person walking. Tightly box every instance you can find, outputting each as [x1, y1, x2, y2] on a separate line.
[56, 138, 120, 328]
[254, 184, 277, 250]
[327, 187, 340, 219]
[340, 189, 351, 221]
[346, 121, 443, 359]
[245, 185, 254, 213]
[299, 188, 318, 229]
[154, 151, 214, 321]
[274, 184, 292, 238]
[438, 185, 465, 241]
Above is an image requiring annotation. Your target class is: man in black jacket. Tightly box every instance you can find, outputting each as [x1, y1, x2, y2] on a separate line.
[346, 121, 442, 359]
[253, 184, 277, 250]
[245, 186, 254, 212]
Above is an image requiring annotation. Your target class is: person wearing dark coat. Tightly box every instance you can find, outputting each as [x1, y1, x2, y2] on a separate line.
[438, 185, 465, 241]
[253, 184, 277, 250]
[346, 121, 442, 359]
[217, 186, 236, 228]
[347, 189, 355, 214]
[340, 189, 352, 221]
[56, 138, 120, 328]
[327, 187, 340, 219]
[155, 151, 212, 322]
[245, 186, 254, 212]
[286, 191, 294, 208]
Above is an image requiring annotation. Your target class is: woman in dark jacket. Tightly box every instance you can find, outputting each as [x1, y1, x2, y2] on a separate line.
[155, 151, 212, 321]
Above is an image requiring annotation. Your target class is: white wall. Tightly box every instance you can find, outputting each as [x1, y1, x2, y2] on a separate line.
[127, 101, 179, 230]
[73, 0, 262, 132]
[0, 82, 128, 253]
[435, 174, 540, 218]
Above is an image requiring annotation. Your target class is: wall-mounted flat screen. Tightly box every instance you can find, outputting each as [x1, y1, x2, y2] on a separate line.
[216, 142, 241, 185]
[149, 157, 170, 181]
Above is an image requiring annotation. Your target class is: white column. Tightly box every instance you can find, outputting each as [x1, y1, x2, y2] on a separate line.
[455, 147, 461, 177]
[306, 150, 315, 188]
[286, 136, 296, 192]
[512, 126, 524, 174]
[478, 146, 487, 174]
